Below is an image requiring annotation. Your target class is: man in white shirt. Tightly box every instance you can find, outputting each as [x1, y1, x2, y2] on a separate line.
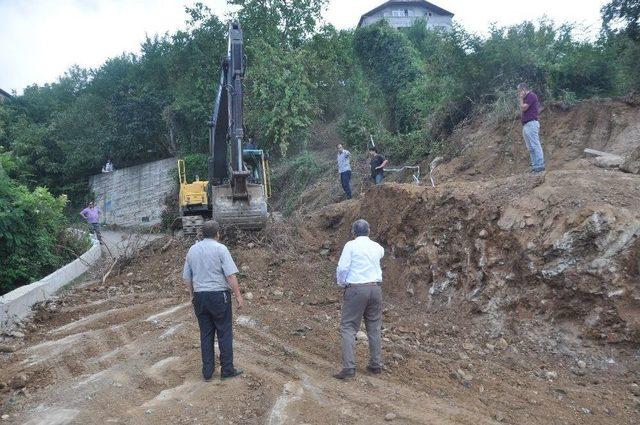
[334, 219, 385, 380]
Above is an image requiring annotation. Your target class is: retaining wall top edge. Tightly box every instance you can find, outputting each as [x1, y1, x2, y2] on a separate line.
[0, 242, 101, 304]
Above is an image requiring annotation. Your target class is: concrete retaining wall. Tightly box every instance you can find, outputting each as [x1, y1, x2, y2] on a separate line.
[90, 158, 177, 228]
[0, 242, 102, 331]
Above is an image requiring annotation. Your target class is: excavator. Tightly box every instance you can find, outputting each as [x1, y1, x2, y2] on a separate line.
[178, 21, 271, 235]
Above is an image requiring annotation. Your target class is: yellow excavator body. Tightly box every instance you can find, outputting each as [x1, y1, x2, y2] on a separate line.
[177, 154, 271, 235]
[178, 159, 208, 208]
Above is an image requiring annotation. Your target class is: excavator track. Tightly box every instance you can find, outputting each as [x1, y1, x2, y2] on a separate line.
[181, 215, 204, 236]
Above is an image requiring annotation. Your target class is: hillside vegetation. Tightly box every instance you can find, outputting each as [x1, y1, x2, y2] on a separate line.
[1, 0, 639, 293]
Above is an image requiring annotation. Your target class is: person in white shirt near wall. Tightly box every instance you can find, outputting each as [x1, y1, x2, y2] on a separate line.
[334, 219, 385, 380]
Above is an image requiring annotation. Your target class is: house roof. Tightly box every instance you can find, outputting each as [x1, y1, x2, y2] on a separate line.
[0, 88, 12, 99]
[358, 1, 454, 27]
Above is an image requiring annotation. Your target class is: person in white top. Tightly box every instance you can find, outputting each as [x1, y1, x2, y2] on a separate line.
[333, 219, 385, 380]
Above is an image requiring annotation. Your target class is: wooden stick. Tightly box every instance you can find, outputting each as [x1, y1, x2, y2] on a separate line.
[102, 258, 118, 285]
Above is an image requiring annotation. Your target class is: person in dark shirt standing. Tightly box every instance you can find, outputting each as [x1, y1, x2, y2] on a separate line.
[518, 83, 545, 173]
[369, 147, 388, 185]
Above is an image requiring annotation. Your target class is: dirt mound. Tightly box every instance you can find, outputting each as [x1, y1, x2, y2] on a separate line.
[435, 99, 640, 182]
[303, 172, 640, 346]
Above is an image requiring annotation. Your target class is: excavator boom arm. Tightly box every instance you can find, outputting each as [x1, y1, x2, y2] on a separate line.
[204, 21, 268, 230]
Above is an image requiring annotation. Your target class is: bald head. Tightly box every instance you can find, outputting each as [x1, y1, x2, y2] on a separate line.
[202, 220, 220, 239]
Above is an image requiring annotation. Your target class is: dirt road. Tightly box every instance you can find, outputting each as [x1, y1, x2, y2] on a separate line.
[0, 286, 492, 424]
[1, 233, 638, 424]
[100, 230, 163, 260]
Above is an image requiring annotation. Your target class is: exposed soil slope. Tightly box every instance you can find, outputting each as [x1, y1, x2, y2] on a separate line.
[435, 99, 640, 183]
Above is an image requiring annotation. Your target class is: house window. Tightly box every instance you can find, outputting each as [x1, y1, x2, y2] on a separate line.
[426, 12, 433, 17]
[392, 10, 403, 17]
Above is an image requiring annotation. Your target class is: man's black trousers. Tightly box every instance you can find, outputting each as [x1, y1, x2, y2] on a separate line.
[340, 170, 352, 199]
[193, 290, 234, 379]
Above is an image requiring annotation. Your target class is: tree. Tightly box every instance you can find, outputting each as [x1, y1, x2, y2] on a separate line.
[245, 41, 317, 156]
[354, 22, 425, 133]
[602, 0, 640, 41]
[602, 0, 640, 91]
[228, 0, 328, 48]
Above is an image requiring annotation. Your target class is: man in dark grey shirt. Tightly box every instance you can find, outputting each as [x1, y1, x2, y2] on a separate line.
[183, 220, 244, 380]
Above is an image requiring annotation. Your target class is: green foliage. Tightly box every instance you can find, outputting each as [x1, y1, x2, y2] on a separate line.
[0, 166, 82, 294]
[301, 26, 359, 121]
[474, 21, 618, 99]
[245, 41, 318, 157]
[602, 0, 640, 41]
[487, 88, 520, 126]
[354, 22, 425, 133]
[601, 0, 640, 90]
[380, 129, 433, 163]
[344, 18, 638, 163]
[0, 10, 227, 203]
[271, 151, 322, 215]
[182, 153, 208, 182]
[559, 90, 579, 109]
[229, 0, 328, 48]
[338, 105, 379, 150]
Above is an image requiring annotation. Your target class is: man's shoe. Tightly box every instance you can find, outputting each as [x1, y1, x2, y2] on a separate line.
[333, 368, 355, 380]
[367, 366, 382, 375]
[221, 368, 243, 380]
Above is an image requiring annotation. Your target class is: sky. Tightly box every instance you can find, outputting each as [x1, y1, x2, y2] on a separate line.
[0, 0, 609, 94]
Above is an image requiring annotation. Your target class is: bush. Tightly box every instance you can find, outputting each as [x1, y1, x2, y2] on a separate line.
[338, 106, 380, 150]
[488, 88, 520, 126]
[378, 129, 433, 163]
[0, 166, 72, 294]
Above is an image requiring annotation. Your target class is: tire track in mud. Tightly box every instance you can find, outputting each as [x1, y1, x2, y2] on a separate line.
[2, 290, 495, 425]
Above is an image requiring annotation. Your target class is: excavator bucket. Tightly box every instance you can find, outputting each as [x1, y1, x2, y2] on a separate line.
[210, 184, 268, 230]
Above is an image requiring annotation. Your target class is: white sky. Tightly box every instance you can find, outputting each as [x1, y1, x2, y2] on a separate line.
[0, 0, 608, 93]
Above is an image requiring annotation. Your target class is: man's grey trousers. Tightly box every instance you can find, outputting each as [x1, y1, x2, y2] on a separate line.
[340, 284, 383, 370]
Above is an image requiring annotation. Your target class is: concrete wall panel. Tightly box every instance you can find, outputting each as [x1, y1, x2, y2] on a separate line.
[90, 158, 177, 228]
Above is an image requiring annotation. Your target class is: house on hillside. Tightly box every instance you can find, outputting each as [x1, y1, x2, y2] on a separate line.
[358, 0, 454, 30]
[0, 88, 12, 103]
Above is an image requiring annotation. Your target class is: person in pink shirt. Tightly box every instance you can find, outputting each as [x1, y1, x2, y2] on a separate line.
[80, 201, 102, 242]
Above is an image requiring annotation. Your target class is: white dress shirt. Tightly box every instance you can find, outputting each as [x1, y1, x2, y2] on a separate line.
[336, 236, 384, 287]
